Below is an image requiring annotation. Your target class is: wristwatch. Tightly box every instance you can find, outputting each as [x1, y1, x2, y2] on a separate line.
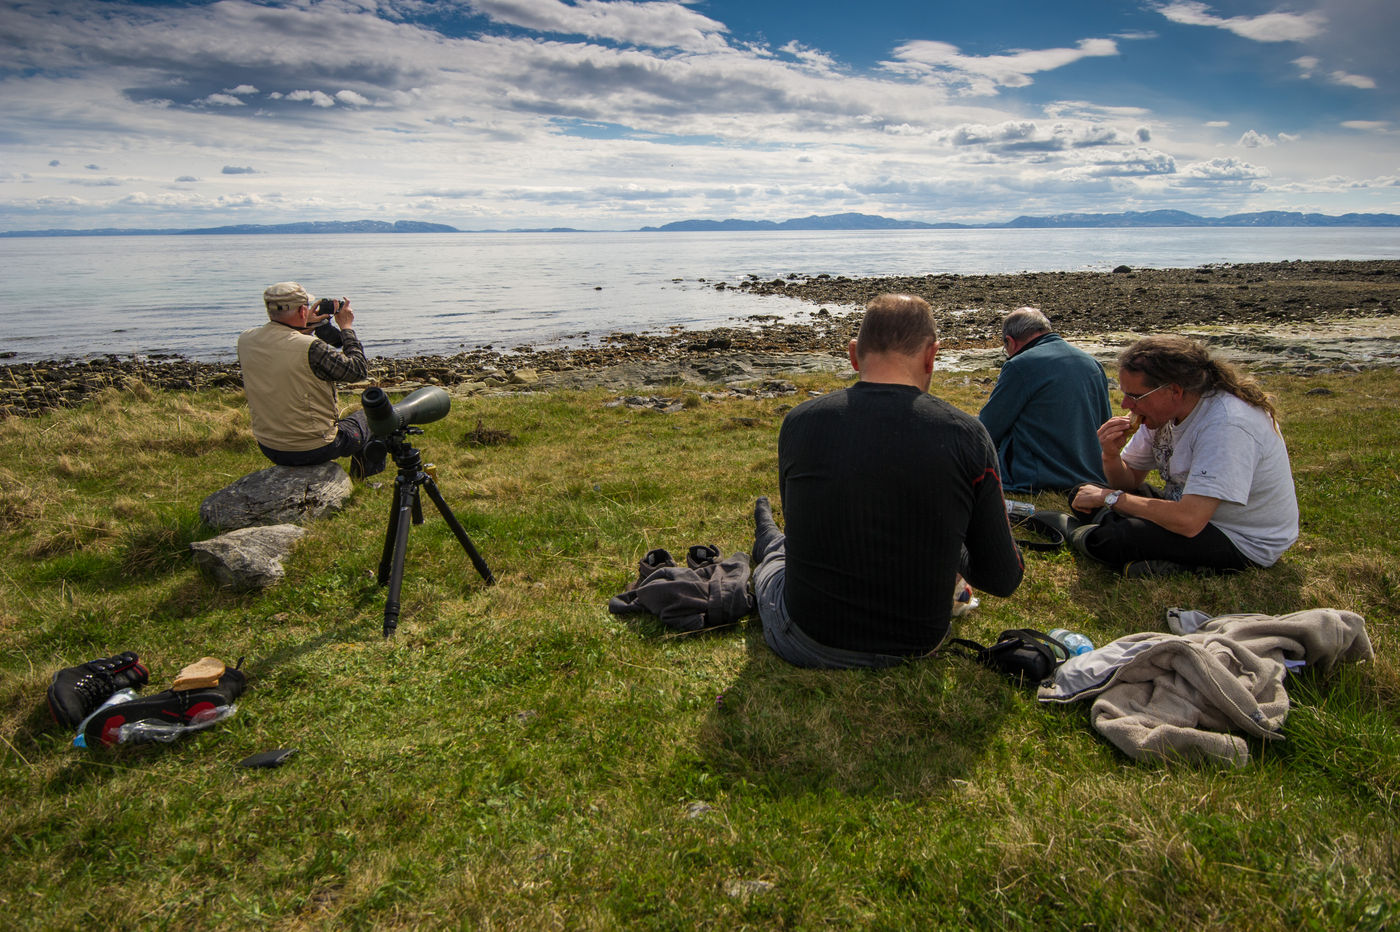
[1103, 490, 1123, 509]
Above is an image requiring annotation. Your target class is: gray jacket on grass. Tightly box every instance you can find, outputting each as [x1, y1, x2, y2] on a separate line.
[608, 546, 755, 633]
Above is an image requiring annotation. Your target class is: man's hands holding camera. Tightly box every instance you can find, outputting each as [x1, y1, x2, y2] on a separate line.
[312, 297, 355, 330]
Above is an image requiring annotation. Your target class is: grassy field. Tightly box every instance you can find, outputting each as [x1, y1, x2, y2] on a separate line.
[1, 364, 1397, 930]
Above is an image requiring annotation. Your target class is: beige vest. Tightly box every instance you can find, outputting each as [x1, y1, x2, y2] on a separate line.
[237, 322, 339, 451]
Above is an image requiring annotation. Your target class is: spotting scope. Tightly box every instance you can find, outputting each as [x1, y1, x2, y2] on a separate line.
[361, 385, 451, 437]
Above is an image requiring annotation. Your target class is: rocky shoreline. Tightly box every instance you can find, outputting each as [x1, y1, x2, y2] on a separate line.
[4, 259, 1399, 417]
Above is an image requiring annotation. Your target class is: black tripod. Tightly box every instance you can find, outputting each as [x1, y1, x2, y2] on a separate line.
[377, 427, 495, 637]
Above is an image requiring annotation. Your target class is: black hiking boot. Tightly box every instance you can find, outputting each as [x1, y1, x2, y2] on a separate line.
[82, 665, 247, 748]
[1123, 559, 1193, 579]
[752, 496, 784, 565]
[47, 652, 150, 729]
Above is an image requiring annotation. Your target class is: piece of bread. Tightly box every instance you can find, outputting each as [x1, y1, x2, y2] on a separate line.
[172, 656, 226, 691]
[1128, 412, 1142, 432]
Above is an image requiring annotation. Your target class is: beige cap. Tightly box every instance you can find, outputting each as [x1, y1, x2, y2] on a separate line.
[263, 281, 316, 314]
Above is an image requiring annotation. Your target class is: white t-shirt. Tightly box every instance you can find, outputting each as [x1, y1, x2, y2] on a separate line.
[1121, 391, 1299, 566]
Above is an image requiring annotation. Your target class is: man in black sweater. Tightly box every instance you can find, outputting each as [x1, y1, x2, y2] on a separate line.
[752, 293, 1024, 668]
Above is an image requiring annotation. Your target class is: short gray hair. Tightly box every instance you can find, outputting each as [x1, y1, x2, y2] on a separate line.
[857, 294, 938, 357]
[1003, 307, 1053, 341]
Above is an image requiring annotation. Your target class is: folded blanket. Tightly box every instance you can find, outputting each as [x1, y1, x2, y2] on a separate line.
[1038, 608, 1373, 767]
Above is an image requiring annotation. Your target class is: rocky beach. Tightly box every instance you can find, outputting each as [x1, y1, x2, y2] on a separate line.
[4, 259, 1399, 417]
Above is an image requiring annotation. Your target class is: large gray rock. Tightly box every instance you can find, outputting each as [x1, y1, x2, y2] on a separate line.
[190, 524, 308, 591]
[199, 462, 352, 531]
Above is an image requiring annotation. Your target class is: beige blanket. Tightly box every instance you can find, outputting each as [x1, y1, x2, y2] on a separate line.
[1037, 608, 1373, 767]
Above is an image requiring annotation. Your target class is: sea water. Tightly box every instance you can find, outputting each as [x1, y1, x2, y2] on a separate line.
[2, 227, 1399, 364]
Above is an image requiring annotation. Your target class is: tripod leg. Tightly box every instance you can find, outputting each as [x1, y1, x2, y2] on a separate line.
[378, 478, 405, 585]
[421, 476, 496, 585]
[381, 479, 417, 637]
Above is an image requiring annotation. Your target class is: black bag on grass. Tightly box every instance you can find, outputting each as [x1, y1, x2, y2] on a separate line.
[947, 629, 1069, 686]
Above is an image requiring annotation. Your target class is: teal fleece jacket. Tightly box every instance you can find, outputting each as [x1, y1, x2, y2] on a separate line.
[978, 333, 1113, 493]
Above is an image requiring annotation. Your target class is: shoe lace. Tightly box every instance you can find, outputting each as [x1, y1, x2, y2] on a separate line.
[70, 671, 115, 714]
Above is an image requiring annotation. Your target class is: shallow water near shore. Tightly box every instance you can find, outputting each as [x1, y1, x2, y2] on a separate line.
[4, 227, 1400, 364]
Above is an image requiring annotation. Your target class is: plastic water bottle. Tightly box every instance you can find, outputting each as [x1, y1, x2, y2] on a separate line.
[1050, 628, 1094, 656]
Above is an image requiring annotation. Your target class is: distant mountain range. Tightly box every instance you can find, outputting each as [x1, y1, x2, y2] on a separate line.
[4, 209, 1399, 237]
[638, 212, 947, 231]
[0, 219, 461, 237]
[641, 209, 1400, 231]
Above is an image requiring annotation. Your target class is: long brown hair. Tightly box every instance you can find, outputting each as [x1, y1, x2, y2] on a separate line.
[1118, 335, 1278, 422]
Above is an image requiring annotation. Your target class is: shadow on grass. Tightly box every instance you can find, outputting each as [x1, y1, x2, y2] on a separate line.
[696, 621, 1015, 798]
[1061, 555, 1311, 638]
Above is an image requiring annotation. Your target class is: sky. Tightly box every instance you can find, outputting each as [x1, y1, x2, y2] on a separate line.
[1, 0, 1397, 231]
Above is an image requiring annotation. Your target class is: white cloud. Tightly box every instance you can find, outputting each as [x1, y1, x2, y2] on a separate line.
[467, 0, 730, 52]
[1295, 56, 1377, 88]
[946, 120, 1138, 152]
[287, 89, 336, 108]
[886, 38, 1120, 94]
[1179, 157, 1270, 182]
[1063, 147, 1177, 178]
[1329, 70, 1376, 89]
[779, 41, 840, 70]
[1043, 100, 1151, 121]
[0, 0, 1394, 231]
[1157, 2, 1325, 43]
[1239, 130, 1274, 148]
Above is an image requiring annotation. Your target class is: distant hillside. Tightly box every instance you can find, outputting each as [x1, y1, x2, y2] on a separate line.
[1001, 209, 1400, 228]
[638, 212, 954, 232]
[181, 220, 460, 235]
[646, 209, 1400, 231]
[1, 219, 462, 237]
[4, 210, 1399, 238]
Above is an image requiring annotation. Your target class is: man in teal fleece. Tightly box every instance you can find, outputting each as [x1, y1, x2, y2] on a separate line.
[978, 308, 1112, 493]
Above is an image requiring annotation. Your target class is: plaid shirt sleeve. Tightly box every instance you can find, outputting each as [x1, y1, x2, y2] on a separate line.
[308, 328, 368, 382]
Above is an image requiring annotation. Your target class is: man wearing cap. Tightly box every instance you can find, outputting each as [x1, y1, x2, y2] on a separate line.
[237, 282, 384, 477]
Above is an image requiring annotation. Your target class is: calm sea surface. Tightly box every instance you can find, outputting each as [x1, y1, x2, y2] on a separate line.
[3, 227, 1399, 364]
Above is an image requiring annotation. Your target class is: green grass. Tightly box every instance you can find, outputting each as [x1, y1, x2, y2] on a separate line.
[1, 370, 1398, 930]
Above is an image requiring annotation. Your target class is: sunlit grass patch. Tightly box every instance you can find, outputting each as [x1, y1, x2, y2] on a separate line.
[1, 370, 1398, 929]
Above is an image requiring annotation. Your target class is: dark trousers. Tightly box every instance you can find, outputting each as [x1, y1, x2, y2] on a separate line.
[259, 411, 383, 474]
[1069, 484, 1256, 573]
